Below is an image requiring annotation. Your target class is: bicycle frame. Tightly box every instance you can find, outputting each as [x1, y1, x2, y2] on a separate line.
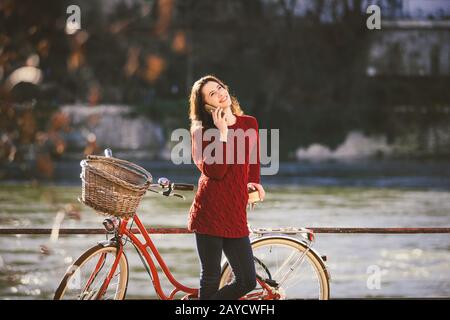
[95, 214, 283, 300]
[98, 214, 198, 299]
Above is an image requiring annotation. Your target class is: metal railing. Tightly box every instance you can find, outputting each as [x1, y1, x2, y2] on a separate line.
[1, 227, 449, 235]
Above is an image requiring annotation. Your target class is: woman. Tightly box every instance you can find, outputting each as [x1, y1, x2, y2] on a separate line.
[188, 75, 265, 300]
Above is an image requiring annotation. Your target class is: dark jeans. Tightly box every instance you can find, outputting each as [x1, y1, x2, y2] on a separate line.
[195, 233, 257, 300]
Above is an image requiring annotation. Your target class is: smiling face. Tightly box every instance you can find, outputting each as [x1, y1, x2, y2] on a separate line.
[189, 75, 244, 129]
[201, 81, 231, 109]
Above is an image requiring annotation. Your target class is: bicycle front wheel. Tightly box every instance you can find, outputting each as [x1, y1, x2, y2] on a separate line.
[54, 244, 129, 300]
[219, 237, 330, 300]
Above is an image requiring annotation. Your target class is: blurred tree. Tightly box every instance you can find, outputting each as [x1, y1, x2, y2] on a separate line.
[1, 0, 449, 167]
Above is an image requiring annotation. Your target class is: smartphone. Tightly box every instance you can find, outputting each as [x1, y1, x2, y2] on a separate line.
[205, 104, 225, 116]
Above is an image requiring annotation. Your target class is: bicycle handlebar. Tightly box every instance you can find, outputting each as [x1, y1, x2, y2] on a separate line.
[172, 183, 195, 191]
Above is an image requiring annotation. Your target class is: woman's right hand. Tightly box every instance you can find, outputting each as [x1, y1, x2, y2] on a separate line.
[212, 107, 228, 138]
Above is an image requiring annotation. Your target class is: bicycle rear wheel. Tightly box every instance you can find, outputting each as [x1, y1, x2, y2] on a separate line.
[54, 244, 129, 300]
[219, 237, 330, 300]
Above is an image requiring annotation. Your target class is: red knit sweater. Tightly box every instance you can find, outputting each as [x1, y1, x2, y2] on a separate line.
[188, 114, 261, 238]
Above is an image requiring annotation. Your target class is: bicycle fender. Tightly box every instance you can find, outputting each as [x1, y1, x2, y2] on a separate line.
[98, 239, 118, 247]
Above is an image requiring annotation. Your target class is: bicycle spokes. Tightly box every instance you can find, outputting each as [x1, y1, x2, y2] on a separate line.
[222, 239, 327, 299]
[82, 252, 107, 295]
[60, 247, 127, 300]
[254, 244, 322, 298]
[273, 248, 308, 287]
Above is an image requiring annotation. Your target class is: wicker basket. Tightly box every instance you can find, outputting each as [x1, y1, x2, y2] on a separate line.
[79, 155, 152, 218]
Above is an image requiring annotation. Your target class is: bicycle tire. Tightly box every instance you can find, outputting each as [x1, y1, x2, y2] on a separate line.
[219, 236, 330, 300]
[54, 244, 129, 300]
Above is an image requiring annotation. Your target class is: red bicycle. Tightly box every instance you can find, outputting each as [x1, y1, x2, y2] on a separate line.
[54, 153, 330, 300]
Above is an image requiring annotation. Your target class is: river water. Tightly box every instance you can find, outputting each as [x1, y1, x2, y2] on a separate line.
[0, 159, 449, 299]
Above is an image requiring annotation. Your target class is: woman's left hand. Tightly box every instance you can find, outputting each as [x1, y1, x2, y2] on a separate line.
[247, 182, 265, 201]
